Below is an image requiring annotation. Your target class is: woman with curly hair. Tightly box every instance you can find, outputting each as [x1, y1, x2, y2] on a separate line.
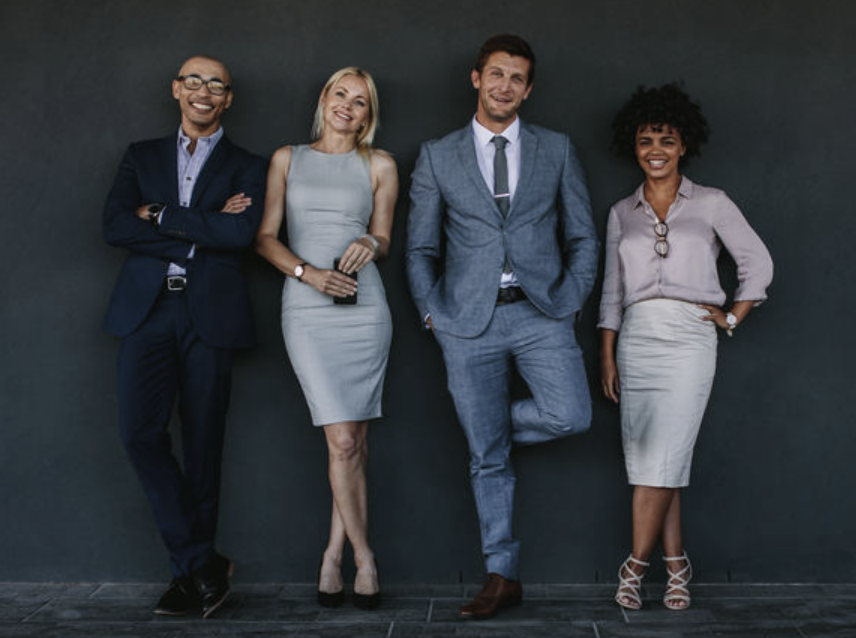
[599, 84, 773, 611]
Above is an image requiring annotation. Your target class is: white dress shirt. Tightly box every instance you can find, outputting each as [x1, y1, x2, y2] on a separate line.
[472, 116, 521, 288]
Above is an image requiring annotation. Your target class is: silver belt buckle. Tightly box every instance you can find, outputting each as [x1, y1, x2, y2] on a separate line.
[166, 276, 186, 291]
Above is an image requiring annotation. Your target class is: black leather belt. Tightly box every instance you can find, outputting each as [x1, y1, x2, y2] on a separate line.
[495, 286, 527, 306]
[164, 275, 187, 292]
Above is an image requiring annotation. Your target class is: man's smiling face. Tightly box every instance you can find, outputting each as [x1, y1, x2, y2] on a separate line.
[172, 56, 232, 138]
[471, 51, 533, 132]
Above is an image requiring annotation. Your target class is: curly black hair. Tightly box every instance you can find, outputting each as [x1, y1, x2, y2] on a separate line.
[611, 83, 710, 165]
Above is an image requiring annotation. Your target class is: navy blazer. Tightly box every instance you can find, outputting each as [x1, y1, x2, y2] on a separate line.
[103, 133, 267, 349]
[406, 121, 599, 338]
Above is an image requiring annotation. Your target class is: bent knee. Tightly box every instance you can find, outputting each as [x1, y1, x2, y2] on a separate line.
[543, 402, 592, 436]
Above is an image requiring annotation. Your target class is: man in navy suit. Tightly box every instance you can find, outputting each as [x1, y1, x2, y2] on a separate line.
[103, 55, 266, 617]
[406, 34, 599, 619]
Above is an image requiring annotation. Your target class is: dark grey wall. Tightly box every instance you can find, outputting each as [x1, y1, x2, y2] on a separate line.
[1, 0, 853, 583]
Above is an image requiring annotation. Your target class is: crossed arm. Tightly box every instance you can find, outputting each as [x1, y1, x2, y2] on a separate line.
[102, 143, 266, 263]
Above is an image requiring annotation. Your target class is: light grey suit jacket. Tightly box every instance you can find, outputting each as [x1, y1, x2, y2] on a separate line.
[406, 120, 599, 338]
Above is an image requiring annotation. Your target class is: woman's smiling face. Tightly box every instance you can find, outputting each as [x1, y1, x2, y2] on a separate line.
[635, 124, 686, 181]
[321, 75, 371, 137]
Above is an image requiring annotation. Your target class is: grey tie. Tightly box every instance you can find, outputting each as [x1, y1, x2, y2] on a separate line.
[492, 135, 513, 273]
[492, 135, 510, 217]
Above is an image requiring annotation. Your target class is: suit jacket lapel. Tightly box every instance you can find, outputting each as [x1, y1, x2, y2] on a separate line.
[191, 136, 231, 206]
[157, 135, 180, 204]
[456, 127, 501, 217]
[512, 122, 538, 215]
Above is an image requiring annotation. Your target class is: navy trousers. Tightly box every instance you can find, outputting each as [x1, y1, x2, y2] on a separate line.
[117, 289, 233, 577]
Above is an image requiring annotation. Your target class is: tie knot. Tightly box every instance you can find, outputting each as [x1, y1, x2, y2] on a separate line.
[492, 135, 508, 151]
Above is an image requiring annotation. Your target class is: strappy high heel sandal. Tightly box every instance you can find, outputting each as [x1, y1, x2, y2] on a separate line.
[615, 555, 649, 610]
[663, 552, 692, 610]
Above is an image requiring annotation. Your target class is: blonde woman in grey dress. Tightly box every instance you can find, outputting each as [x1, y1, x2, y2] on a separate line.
[256, 67, 397, 610]
[599, 84, 772, 611]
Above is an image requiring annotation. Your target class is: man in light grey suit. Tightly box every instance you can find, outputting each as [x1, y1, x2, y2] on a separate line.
[406, 34, 599, 620]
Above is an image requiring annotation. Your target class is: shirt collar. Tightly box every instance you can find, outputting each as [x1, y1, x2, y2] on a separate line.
[471, 116, 521, 148]
[633, 175, 695, 208]
[177, 125, 224, 152]
[677, 175, 694, 198]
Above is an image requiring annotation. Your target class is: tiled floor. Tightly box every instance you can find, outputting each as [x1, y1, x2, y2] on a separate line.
[0, 582, 854, 637]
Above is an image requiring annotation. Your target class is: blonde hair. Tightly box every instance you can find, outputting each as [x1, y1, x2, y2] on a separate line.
[311, 67, 380, 154]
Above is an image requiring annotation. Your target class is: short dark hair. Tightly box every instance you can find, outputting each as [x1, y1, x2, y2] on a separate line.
[611, 83, 710, 165]
[474, 34, 536, 85]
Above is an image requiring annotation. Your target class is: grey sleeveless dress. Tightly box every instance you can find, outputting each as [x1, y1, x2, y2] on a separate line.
[281, 145, 392, 426]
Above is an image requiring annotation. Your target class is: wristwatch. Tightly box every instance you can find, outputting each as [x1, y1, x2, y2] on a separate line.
[294, 263, 308, 282]
[146, 202, 165, 224]
[725, 312, 738, 337]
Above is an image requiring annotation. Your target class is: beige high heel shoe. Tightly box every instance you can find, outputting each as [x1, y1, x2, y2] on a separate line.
[663, 552, 692, 610]
[614, 555, 649, 610]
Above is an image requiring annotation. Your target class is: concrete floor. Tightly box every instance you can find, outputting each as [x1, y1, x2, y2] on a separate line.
[1, 582, 854, 637]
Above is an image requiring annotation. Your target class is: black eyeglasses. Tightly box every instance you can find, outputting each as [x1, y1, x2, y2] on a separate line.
[654, 221, 669, 257]
[176, 75, 231, 96]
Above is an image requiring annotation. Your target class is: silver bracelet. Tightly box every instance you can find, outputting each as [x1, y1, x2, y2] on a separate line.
[361, 233, 379, 258]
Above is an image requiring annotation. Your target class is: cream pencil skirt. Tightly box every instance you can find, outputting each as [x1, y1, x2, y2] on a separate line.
[617, 298, 717, 488]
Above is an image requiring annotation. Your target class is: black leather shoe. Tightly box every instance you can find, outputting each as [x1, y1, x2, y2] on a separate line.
[353, 590, 381, 610]
[193, 553, 234, 618]
[317, 558, 345, 608]
[317, 589, 345, 608]
[353, 558, 381, 610]
[154, 577, 200, 616]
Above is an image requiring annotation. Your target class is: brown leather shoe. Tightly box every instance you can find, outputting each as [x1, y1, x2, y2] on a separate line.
[459, 573, 523, 620]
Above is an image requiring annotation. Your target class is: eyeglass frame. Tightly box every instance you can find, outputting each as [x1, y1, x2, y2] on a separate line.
[654, 220, 669, 257]
[175, 74, 231, 96]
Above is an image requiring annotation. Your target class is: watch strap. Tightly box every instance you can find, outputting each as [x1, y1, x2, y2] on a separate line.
[295, 263, 308, 281]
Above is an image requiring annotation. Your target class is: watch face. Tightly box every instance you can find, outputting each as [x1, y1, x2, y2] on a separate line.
[294, 265, 304, 279]
[726, 313, 737, 327]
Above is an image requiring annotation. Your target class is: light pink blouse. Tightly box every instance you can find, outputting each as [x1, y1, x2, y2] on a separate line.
[598, 177, 773, 332]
